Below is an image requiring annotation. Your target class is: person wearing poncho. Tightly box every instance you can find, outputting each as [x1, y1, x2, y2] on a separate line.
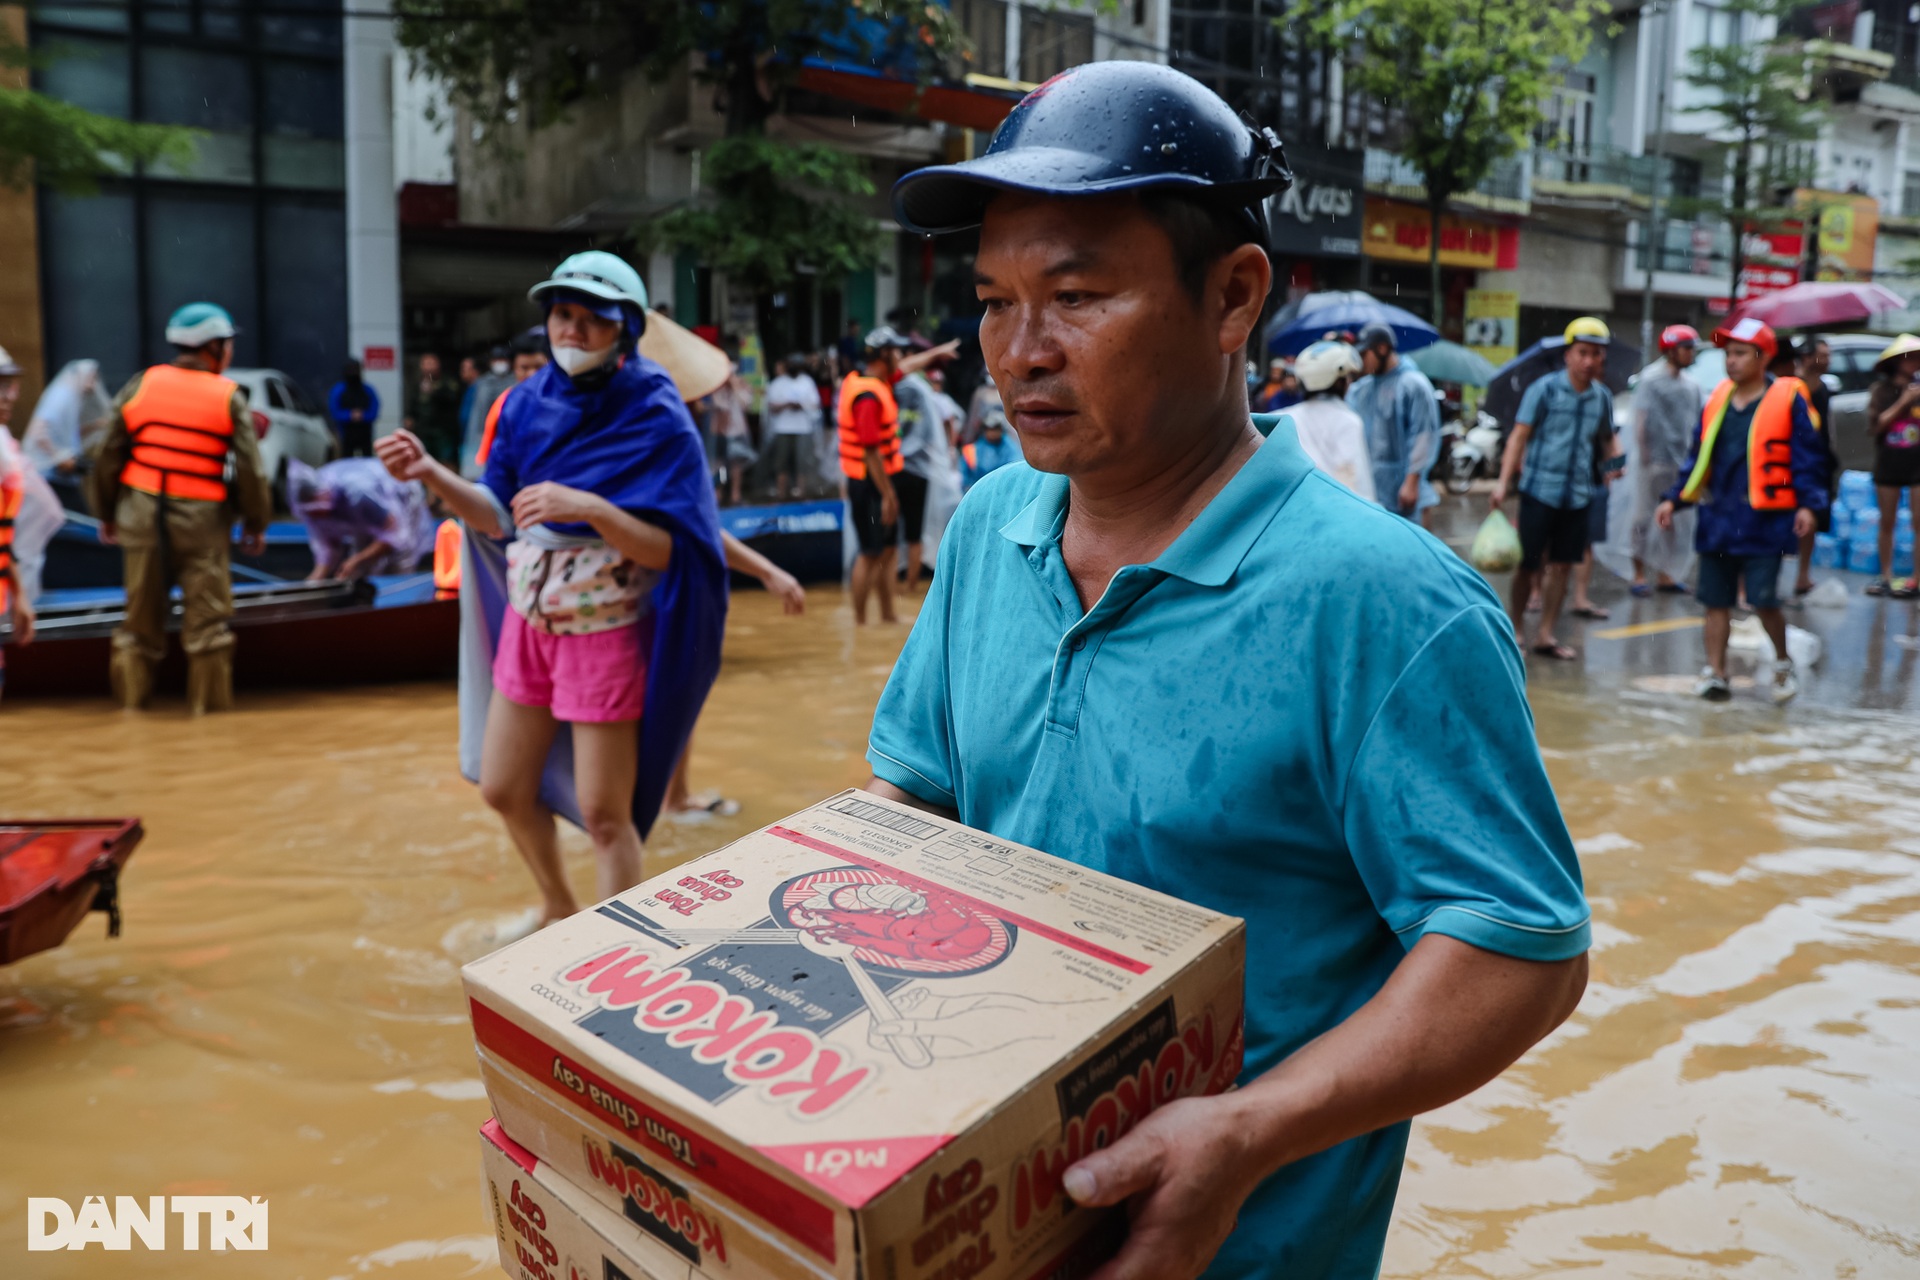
[376, 251, 726, 924]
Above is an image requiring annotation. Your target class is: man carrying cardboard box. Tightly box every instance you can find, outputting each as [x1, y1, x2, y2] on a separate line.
[871, 61, 1590, 1280]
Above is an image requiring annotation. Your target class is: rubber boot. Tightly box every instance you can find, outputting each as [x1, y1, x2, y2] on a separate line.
[109, 647, 156, 711]
[186, 648, 234, 716]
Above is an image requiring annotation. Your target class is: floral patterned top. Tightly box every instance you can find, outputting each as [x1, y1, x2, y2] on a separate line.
[505, 538, 657, 635]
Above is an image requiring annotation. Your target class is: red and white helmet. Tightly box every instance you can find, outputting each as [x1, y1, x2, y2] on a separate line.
[1711, 316, 1778, 361]
[1659, 324, 1700, 351]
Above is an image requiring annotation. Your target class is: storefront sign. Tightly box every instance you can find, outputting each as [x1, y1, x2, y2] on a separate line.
[1794, 188, 1879, 279]
[1267, 147, 1363, 259]
[1463, 290, 1518, 368]
[1361, 198, 1515, 270]
[362, 346, 395, 371]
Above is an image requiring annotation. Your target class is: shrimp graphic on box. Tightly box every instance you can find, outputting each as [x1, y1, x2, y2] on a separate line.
[605, 866, 1079, 1070]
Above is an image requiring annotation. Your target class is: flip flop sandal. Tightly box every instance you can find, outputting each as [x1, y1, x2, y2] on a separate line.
[1629, 583, 1653, 598]
[1571, 605, 1610, 619]
[1531, 642, 1579, 661]
[1866, 579, 1895, 597]
[1894, 579, 1920, 600]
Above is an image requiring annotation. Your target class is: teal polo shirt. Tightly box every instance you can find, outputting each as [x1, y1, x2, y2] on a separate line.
[867, 416, 1589, 1280]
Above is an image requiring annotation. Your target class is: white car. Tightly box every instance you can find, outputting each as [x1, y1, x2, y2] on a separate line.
[226, 367, 338, 507]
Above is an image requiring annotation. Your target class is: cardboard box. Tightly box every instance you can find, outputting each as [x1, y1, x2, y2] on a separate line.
[465, 790, 1246, 1280]
[482, 1117, 690, 1280]
[479, 1119, 1128, 1280]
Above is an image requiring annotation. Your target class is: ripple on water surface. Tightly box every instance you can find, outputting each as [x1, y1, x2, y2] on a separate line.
[1386, 690, 1920, 1278]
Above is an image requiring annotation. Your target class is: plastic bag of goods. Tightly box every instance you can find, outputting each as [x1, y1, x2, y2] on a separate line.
[1804, 578, 1850, 609]
[1728, 615, 1824, 667]
[1471, 510, 1522, 572]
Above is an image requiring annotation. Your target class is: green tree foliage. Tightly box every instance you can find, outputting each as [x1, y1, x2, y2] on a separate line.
[641, 136, 882, 298]
[395, 0, 966, 294]
[0, 33, 192, 193]
[1678, 0, 1825, 301]
[1311, 0, 1608, 325]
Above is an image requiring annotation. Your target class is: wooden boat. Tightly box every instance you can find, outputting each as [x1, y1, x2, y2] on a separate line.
[3, 572, 458, 697]
[47, 499, 850, 592]
[6, 498, 844, 698]
[0, 819, 143, 965]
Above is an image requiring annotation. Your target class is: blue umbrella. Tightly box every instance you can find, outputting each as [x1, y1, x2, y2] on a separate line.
[1267, 291, 1440, 356]
[1482, 336, 1642, 429]
[1405, 339, 1496, 387]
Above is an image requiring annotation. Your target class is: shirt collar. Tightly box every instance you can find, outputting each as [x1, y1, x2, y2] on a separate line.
[998, 419, 1313, 587]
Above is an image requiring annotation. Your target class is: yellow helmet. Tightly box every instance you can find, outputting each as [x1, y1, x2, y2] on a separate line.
[1563, 316, 1611, 346]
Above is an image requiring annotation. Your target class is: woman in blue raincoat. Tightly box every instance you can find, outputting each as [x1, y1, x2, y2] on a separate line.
[377, 251, 726, 925]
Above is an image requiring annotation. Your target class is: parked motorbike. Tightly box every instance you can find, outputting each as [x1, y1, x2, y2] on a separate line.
[1441, 410, 1504, 494]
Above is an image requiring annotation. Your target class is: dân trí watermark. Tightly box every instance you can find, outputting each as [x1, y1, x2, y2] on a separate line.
[27, 1196, 268, 1251]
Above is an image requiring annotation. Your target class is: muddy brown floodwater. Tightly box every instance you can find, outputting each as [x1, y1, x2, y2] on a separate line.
[3, 587, 1917, 1278]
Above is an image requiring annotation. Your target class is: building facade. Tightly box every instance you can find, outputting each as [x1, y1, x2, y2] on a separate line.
[13, 0, 402, 432]
[424, 1, 1165, 370]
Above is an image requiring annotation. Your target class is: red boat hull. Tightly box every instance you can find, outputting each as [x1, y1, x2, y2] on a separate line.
[0, 820, 144, 965]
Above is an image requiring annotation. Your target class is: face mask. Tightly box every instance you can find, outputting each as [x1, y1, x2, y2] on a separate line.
[490, 361, 509, 375]
[552, 342, 617, 376]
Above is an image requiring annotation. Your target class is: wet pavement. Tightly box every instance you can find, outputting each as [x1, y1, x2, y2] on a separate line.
[3, 502, 1918, 1277]
[1427, 490, 1920, 716]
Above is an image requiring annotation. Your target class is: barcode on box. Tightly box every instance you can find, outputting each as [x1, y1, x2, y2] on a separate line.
[826, 795, 944, 840]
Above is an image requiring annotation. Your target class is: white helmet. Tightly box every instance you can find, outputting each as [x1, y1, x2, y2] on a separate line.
[1296, 340, 1359, 394]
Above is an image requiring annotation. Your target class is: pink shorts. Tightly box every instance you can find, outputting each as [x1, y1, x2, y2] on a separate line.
[493, 609, 648, 723]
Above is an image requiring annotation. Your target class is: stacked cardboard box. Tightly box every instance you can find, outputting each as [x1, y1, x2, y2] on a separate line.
[471, 790, 1246, 1280]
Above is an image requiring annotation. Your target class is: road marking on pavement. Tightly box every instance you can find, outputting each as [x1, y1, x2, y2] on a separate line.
[1591, 617, 1705, 640]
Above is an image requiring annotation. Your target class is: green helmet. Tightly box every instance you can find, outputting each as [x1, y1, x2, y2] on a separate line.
[528, 251, 648, 310]
[165, 302, 238, 348]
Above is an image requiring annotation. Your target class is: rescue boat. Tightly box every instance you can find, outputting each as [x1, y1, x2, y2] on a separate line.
[0, 819, 143, 966]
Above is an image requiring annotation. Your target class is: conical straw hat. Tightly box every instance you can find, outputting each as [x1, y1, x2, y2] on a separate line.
[638, 310, 732, 403]
[1875, 332, 1920, 371]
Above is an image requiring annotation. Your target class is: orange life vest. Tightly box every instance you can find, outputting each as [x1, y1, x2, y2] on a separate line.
[1680, 376, 1800, 511]
[432, 519, 462, 593]
[119, 364, 239, 503]
[836, 374, 903, 481]
[473, 387, 512, 469]
[0, 470, 19, 614]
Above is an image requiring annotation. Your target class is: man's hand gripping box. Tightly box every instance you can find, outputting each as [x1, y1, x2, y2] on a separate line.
[464, 790, 1246, 1280]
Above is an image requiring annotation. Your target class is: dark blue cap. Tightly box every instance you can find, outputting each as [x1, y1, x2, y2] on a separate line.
[893, 61, 1289, 237]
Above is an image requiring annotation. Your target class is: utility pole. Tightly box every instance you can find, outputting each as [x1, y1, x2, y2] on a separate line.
[1640, 0, 1674, 356]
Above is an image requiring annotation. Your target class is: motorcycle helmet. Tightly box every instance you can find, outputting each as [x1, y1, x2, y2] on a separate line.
[1295, 340, 1359, 394]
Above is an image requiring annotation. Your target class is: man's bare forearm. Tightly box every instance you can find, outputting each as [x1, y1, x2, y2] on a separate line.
[1496, 422, 1532, 489]
[863, 448, 895, 502]
[1220, 934, 1584, 1180]
[866, 777, 958, 821]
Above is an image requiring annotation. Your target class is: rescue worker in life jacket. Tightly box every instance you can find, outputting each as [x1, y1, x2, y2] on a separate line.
[87, 302, 273, 713]
[1655, 316, 1828, 704]
[838, 326, 910, 625]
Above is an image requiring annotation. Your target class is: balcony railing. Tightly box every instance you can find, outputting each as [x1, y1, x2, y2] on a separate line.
[1364, 148, 1527, 205]
[1366, 143, 1701, 213]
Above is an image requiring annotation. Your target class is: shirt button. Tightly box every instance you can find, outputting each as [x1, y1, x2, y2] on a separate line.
[1071, 636, 1087, 651]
